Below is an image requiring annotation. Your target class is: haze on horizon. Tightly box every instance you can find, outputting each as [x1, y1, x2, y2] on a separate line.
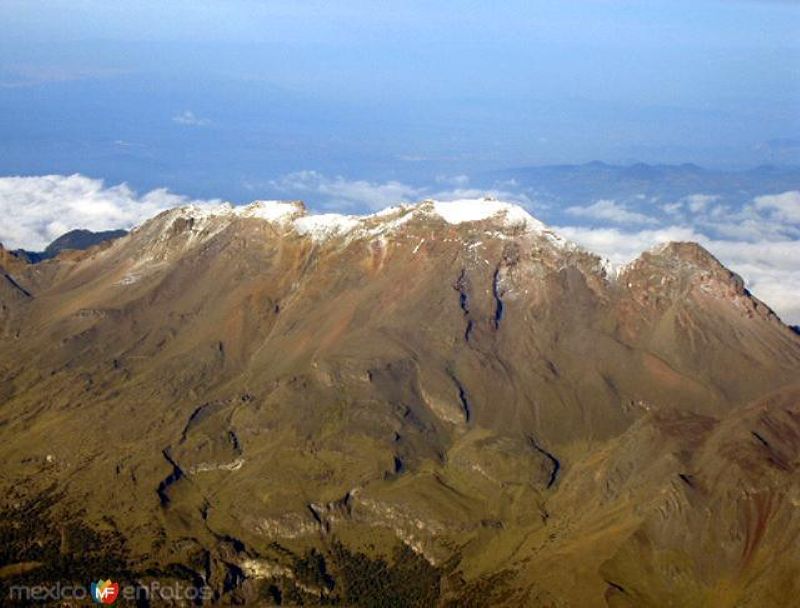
[1, 0, 798, 200]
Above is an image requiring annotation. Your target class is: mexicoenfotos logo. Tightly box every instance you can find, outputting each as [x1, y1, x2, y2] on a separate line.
[8, 579, 212, 602]
[90, 579, 120, 604]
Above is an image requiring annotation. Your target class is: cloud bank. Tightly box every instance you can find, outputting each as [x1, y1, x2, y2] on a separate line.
[566, 199, 658, 225]
[268, 171, 536, 211]
[269, 171, 421, 211]
[0, 174, 221, 251]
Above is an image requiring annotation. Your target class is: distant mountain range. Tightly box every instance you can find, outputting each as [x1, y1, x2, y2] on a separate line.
[13, 228, 128, 263]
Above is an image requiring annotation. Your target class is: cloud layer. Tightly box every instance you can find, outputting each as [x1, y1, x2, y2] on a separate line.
[268, 171, 535, 211]
[566, 199, 658, 225]
[0, 174, 220, 250]
[269, 171, 421, 211]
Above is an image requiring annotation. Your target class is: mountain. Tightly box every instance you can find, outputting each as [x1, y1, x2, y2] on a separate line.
[12, 228, 128, 263]
[1, 199, 799, 606]
[42, 228, 128, 258]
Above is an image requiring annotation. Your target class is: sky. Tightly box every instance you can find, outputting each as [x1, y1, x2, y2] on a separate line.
[1, 0, 798, 198]
[0, 1, 798, 323]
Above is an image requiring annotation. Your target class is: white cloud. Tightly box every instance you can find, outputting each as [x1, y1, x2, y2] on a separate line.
[270, 171, 422, 210]
[685, 191, 800, 242]
[555, 225, 702, 264]
[565, 199, 658, 225]
[172, 110, 211, 127]
[0, 174, 221, 250]
[754, 191, 800, 223]
[429, 187, 536, 208]
[269, 171, 539, 212]
[685, 193, 719, 213]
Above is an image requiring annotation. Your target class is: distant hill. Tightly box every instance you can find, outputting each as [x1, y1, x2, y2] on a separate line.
[14, 228, 127, 263]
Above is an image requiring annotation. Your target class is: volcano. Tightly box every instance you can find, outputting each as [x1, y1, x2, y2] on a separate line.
[1, 198, 799, 606]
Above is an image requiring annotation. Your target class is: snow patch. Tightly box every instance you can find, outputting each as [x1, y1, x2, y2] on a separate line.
[293, 214, 361, 241]
[430, 198, 545, 232]
[171, 200, 303, 223]
[599, 257, 621, 280]
[239, 200, 304, 221]
[172, 202, 234, 221]
[365, 208, 415, 236]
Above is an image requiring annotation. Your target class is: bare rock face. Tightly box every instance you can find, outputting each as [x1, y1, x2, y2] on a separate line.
[0, 245, 33, 339]
[0, 199, 798, 606]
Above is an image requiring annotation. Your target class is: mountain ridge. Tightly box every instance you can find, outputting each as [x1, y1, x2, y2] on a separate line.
[7, 228, 128, 264]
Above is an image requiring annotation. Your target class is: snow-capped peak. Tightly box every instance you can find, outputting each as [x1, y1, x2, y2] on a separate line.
[427, 197, 546, 232]
[238, 200, 306, 221]
[169, 200, 304, 222]
[147, 197, 560, 246]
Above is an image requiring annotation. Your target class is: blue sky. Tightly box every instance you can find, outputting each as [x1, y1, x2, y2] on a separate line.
[1, 0, 798, 200]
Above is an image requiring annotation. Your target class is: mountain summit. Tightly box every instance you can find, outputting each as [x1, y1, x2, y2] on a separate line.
[1, 198, 799, 605]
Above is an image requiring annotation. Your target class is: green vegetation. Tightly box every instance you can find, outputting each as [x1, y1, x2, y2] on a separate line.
[0, 487, 131, 600]
[254, 543, 449, 606]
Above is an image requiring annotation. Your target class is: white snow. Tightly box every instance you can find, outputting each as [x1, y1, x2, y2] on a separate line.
[365, 208, 415, 236]
[238, 200, 304, 221]
[293, 213, 361, 241]
[173, 202, 234, 220]
[599, 257, 621, 279]
[429, 198, 546, 231]
[149, 197, 565, 247]
[166, 197, 548, 233]
[172, 200, 302, 222]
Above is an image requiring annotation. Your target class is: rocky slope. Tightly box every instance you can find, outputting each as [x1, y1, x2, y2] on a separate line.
[0, 198, 799, 606]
